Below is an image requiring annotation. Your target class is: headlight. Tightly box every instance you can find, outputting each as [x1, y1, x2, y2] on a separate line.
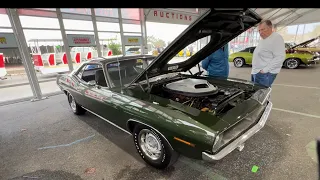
[251, 88, 272, 105]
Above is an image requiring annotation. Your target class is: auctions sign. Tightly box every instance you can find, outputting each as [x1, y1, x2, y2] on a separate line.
[67, 34, 96, 47]
[144, 9, 199, 25]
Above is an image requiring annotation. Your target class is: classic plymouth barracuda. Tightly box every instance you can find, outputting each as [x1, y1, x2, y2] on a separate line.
[57, 8, 273, 169]
[229, 45, 316, 69]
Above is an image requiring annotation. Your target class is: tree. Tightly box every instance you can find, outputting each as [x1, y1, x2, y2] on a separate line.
[147, 35, 166, 47]
[107, 41, 122, 55]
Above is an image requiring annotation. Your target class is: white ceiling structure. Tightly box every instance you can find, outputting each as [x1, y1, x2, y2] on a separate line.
[252, 8, 320, 27]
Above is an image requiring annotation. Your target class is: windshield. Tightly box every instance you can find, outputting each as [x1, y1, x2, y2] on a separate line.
[106, 58, 148, 87]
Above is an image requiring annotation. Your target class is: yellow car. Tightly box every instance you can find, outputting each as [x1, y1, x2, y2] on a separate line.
[177, 49, 191, 57]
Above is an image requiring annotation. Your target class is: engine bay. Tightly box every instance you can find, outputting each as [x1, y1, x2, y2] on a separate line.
[150, 77, 249, 115]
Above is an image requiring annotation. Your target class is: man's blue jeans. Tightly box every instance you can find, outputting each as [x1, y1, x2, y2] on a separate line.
[251, 72, 277, 87]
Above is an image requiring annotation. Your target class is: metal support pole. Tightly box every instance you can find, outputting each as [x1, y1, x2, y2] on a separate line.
[139, 8, 148, 55]
[56, 8, 73, 71]
[91, 8, 102, 57]
[6, 8, 44, 101]
[118, 8, 126, 56]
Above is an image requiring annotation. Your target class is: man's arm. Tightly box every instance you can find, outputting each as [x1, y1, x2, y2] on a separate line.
[262, 35, 286, 73]
[201, 56, 210, 71]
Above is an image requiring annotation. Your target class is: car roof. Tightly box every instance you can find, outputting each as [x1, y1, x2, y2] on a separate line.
[87, 55, 156, 64]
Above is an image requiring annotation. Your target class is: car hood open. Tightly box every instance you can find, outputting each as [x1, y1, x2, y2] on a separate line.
[131, 8, 262, 84]
[290, 36, 319, 49]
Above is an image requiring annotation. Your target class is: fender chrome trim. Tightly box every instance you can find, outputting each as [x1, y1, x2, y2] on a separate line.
[202, 101, 273, 161]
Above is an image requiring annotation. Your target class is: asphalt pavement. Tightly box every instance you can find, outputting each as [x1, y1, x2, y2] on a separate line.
[0, 62, 319, 179]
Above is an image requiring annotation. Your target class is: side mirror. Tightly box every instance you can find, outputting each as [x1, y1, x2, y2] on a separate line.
[87, 80, 96, 86]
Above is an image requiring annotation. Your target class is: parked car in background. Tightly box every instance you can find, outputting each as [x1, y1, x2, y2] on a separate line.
[57, 8, 272, 170]
[288, 36, 320, 60]
[229, 45, 316, 69]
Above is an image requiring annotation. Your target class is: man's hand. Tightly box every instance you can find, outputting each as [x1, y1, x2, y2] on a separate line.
[259, 70, 265, 73]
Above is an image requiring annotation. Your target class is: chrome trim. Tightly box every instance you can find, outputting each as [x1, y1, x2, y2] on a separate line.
[261, 87, 272, 105]
[82, 107, 132, 135]
[127, 119, 174, 151]
[202, 101, 273, 161]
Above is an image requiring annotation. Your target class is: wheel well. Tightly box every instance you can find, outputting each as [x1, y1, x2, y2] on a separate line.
[284, 58, 301, 65]
[234, 57, 244, 61]
[127, 120, 174, 151]
[127, 120, 137, 133]
[63, 90, 68, 95]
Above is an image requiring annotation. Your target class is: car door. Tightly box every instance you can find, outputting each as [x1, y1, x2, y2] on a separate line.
[71, 63, 105, 108]
[80, 66, 128, 127]
[246, 47, 255, 64]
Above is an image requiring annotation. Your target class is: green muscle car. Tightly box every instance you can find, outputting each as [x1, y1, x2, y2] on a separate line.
[229, 45, 316, 69]
[57, 8, 273, 169]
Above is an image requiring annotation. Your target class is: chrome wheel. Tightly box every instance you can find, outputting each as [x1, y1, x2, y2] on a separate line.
[286, 59, 299, 69]
[138, 129, 162, 160]
[69, 95, 77, 112]
[234, 58, 244, 67]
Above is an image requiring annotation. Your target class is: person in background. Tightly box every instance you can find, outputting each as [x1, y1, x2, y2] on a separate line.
[188, 45, 194, 56]
[251, 20, 285, 87]
[201, 44, 229, 79]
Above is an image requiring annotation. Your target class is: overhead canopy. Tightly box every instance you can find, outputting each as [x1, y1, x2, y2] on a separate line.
[252, 8, 320, 27]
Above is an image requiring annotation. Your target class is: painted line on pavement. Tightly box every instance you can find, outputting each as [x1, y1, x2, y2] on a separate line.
[38, 134, 95, 150]
[273, 84, 320, 90]
[272, 107, 320, 119]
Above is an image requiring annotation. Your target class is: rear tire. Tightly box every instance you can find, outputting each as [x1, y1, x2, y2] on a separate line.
[67, 93, 86, 115]
[133, 124, 179, 169]
[233, 57, 245, 67]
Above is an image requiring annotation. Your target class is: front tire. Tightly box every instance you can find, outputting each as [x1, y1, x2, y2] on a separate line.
[233, 57, 245, 67]
[67, 93, 86, 115]
[133, 124, 179, 169]
[284, 58, 300, 69]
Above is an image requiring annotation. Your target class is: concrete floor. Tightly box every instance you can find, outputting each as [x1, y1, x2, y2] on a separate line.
[0, 63, 320, 180]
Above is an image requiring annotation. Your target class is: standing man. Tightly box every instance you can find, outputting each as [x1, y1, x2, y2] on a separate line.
[251, 20, 285, 87]
[201, 44, 229, 79]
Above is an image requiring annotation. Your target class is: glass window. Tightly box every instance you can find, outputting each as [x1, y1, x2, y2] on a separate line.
[61, 8, 91, 15]
[19, 16, 60, 29]
[123, 23, 141, 33]
[97, 21, 119, 32]
[0, 8, 6, 14]
[76, 63, 104, 83]
[121, 8, 140, 20]
[65, 31, 94, 35]
[23, 30, 62, 42]
[106, 58, 148, 87]
[0, 29, 13, 33]
[94, 8, 118, 18]
[0, 14, 11, 27]
[63, 19, 93, 31]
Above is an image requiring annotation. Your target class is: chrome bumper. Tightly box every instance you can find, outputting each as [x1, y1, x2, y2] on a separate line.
[202, 101, 273, 161]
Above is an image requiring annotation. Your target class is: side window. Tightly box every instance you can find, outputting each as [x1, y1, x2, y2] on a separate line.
[75, 64, 103, 83]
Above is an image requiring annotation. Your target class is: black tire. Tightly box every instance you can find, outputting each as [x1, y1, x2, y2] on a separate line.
[284, 58, 300, 69]
[133, 124, 179, 169]
[233, 57, 245, 67]
[67, 92, 86, 115]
